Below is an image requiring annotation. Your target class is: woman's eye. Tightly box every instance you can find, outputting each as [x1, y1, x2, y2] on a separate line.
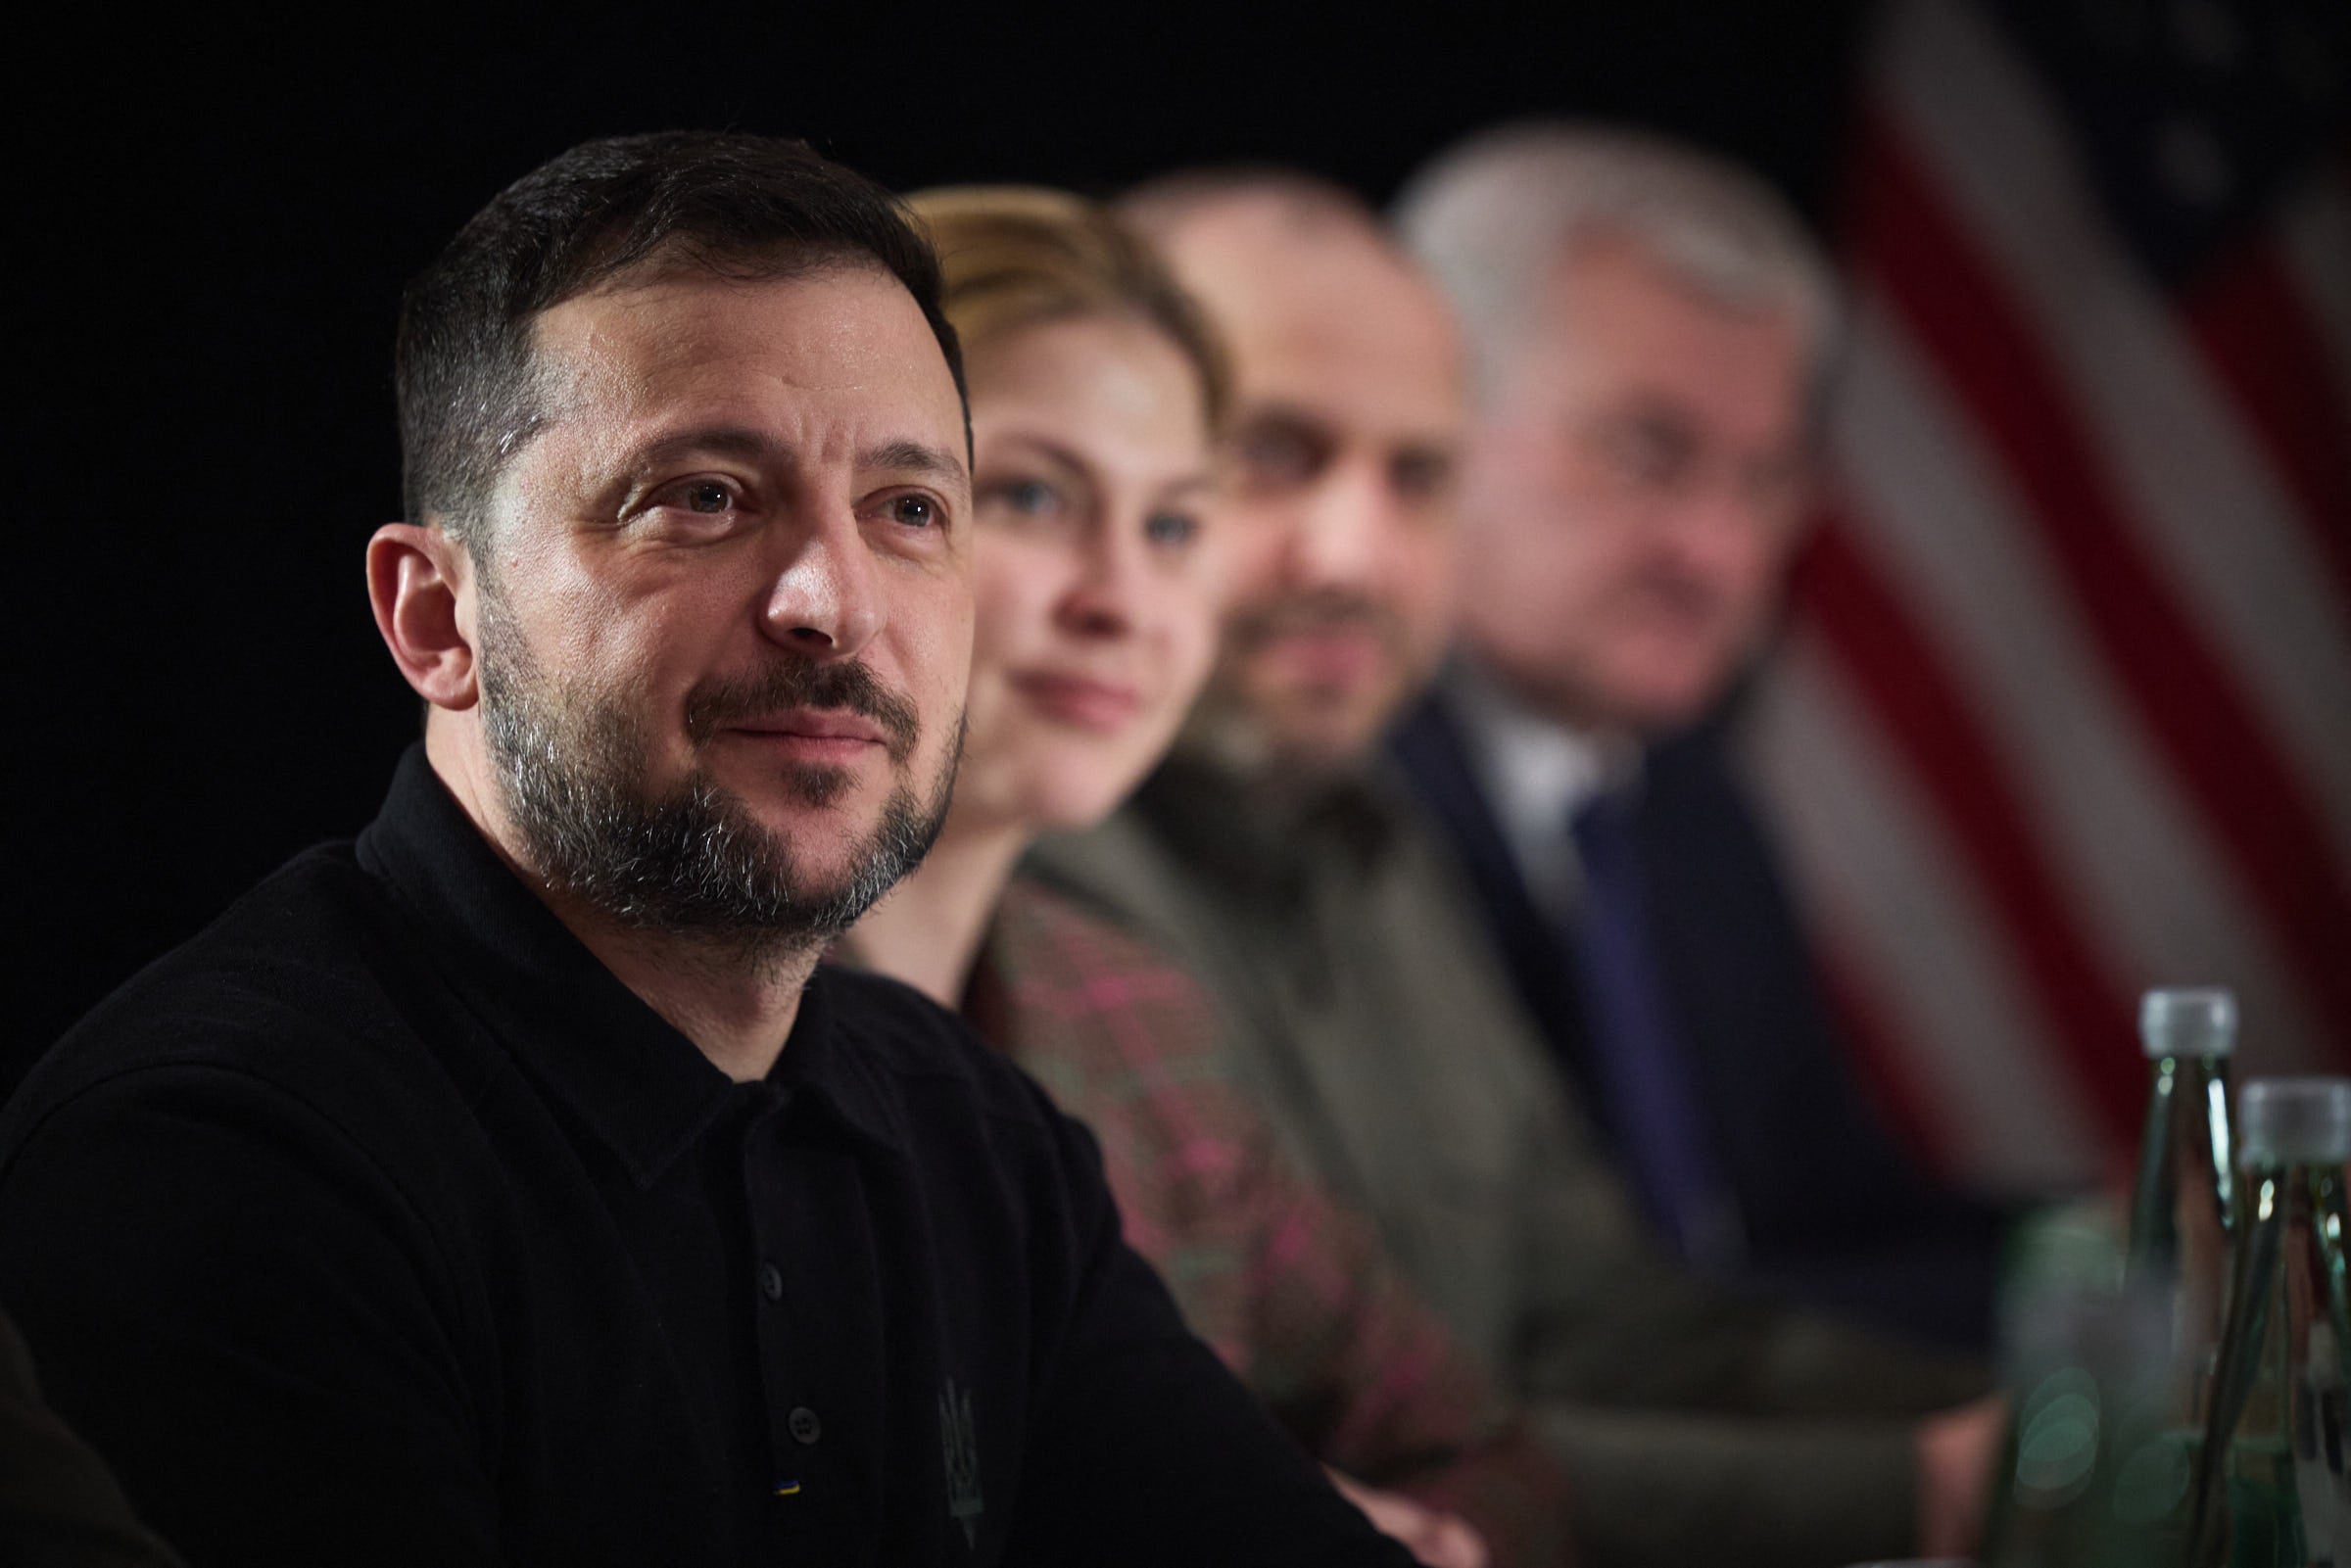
[1144, 511, 1198, 548]
[982, 478, 1062, 517]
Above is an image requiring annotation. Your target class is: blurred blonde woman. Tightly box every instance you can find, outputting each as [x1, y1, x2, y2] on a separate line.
[840, 186, 1569, 1568]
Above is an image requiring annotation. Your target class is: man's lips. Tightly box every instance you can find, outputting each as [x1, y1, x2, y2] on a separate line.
[1252, 627, 1389, 690]
[718, 707, 891, 758]
[1011, 670, 1142, 733]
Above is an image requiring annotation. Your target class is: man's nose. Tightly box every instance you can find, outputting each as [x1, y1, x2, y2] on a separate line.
[759, 510, 886, 659]
[1285, 458, 1398, 590]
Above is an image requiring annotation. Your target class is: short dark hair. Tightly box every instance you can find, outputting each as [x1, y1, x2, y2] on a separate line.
[396, 130, 966, 539]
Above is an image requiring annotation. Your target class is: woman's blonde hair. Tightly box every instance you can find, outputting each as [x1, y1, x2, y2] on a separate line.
[905, 185, 1229, 432]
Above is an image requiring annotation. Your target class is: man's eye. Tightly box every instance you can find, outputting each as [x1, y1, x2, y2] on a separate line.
[1390, 451, 1454, 502]
[1143, 510, 1198, 548]
[683, 481, 734, 513]
[1234, 422, 1324, 489]
[889, 494, 941, 529]
[1593, 419, 1692, 488]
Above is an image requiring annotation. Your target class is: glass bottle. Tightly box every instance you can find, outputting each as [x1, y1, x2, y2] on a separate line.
[2135, 991, 2237, 1288]
[2128, 989, 2239, 1431]
[1977, 988, 2244, 1568]
[2189, 1077, 2351, 1567]
[1977, 1274, 2183, 1568]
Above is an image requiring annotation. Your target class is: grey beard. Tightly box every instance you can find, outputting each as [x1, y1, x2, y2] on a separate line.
[476, 605, 956, 957]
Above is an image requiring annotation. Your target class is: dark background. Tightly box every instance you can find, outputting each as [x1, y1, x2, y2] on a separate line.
[12, 3, 1873, 1080]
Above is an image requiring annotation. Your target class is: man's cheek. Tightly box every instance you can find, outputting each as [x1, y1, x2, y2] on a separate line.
[1219, 514, 1295, 606]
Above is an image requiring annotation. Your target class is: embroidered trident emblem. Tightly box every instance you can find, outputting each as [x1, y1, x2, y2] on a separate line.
[939, 1376, 984, 1548]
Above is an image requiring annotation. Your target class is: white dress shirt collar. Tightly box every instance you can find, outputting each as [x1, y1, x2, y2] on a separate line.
[1441, 657, 1641, 921]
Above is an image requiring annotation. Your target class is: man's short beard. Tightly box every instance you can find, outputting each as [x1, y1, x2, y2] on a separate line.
[475, 594, 957, 961]
[1177, 587, 1409, 784]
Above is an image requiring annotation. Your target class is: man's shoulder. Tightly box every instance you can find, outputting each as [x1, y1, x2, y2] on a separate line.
[818, 966, 1079, 1147]
[1025, 795, 1189, 890]
[1021, 802, 1220, 957]
[5, 839, 458, 1153]
[1025, 754, 1309, 927]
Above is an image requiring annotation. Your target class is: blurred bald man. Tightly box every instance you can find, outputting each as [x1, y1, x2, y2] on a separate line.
[1028, 170, 2001, 1568]
[1390, 123, 2004, 1346]
[1148, 177, 1464, 782]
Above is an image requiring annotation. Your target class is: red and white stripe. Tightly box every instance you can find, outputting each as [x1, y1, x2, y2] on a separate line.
[1742, 0, 2351, 1193]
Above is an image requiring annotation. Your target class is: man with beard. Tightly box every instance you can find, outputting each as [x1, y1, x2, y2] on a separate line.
[1026, 172, 2001, 1567]
[0, 134, 1413, 1568]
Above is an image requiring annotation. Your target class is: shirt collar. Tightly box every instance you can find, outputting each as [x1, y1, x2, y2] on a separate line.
[355, 746, 905, 1186]
[1440, 658, 1641, 913]
[763, 970, 913, 1164]
[1134, 750, 1407, 906]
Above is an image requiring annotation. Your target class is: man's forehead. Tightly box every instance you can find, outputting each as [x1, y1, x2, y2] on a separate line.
[530, 261, 956, 417]
[1518, 238, 1811, 439]
[1175, 207, 1441, 331]
[1543, 237, 1810, 365]
[1163, 207, 1462, 438]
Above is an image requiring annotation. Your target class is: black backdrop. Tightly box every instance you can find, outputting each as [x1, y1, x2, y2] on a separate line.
[12, 3, 1870, 1081]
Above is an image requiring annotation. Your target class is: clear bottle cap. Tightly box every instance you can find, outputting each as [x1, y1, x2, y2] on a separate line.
[2237, 1077, 2351, 1166]
[2138, 987, 2237, 1060]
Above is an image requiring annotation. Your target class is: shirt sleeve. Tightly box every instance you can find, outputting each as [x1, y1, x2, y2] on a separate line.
[1535, 1403, 1923, 1567]
[997, 1107, 1418, 1568]
[1505, 1060, 1988, 1565]
[0, 1065, 504, 1568]
[1511, 1073, 1986, 1416]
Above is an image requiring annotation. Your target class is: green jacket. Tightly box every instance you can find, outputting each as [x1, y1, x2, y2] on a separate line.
[1027, 756, 1990, 1568]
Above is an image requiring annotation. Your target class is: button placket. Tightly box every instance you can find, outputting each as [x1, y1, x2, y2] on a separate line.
[744, 1093, 838, 1524]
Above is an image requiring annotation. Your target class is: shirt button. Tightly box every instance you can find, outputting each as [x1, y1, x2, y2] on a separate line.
[758, 1261, 784, 1302]
[789, 1405, 822, 1445]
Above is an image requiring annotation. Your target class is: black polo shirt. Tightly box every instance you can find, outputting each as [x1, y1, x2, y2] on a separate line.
[0, 748, 1408, 1567]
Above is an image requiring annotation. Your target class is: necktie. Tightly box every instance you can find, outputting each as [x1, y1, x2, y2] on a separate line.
[1568, 787, 1743, 1269]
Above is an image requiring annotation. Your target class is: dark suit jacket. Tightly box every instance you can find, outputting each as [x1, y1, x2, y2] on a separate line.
[1390, 683, 2003, 1349]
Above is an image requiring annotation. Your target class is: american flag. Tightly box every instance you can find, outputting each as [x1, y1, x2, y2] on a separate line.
[1743, 0, 2350, 1194]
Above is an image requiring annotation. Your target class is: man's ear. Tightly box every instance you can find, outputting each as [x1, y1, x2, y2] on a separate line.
[367, 522, 479, 711]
